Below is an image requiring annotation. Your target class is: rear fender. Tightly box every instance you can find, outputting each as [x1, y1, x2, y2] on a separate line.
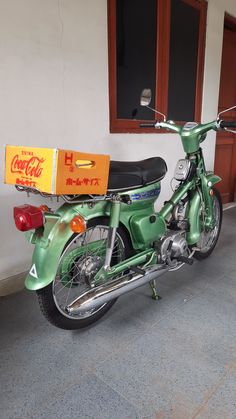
[25, 201, 111, 291]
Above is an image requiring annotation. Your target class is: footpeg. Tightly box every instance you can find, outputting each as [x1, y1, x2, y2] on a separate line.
[176, 256, 194, 265]
[131, 266, 146, 276]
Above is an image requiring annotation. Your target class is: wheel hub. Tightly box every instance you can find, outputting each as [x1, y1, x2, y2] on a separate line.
[73, 255, 103, 284]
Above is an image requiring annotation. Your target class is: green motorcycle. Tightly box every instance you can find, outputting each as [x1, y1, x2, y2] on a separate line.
[13, 90, 236, 330]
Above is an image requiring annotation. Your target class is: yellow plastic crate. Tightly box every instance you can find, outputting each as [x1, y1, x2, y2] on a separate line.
[5, 145, 110, 195]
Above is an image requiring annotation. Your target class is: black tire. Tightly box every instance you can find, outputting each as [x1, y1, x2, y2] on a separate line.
[37, 218, 133, 330]
[193, 188, 222, 260]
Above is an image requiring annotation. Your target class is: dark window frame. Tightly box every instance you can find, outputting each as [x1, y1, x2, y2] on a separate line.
[108, 0, 207, 133]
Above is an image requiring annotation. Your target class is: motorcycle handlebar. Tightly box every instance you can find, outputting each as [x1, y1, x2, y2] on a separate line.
[140, 119, 236, 134]
[140, 123, 156, 128]
[219, 120, 236, 129]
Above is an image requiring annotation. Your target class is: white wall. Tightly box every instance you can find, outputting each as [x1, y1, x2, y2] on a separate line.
[0, 0, 236, 283]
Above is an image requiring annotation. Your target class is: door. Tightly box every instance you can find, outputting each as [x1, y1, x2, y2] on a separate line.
[214, 18, 236, 204]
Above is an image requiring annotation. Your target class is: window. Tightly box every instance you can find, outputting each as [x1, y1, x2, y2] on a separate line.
[108, 0, 207, 132]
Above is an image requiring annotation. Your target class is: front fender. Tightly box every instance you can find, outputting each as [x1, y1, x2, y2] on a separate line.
[186, 189, 201, 246]
[25, 201, 110, 291]
[206, 172, 221, 186]
[185, 173, 221, 246]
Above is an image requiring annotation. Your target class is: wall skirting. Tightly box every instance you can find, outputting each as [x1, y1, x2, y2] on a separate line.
[0, 272, 27, 297]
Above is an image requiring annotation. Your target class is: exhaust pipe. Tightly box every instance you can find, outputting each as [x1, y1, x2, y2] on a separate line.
[66, 265, 169, 315]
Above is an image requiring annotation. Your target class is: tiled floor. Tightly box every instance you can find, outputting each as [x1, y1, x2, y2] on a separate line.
[0, 207, 236, 419]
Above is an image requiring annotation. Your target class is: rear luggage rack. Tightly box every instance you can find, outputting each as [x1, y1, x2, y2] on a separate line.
[15, 185, 113, 204]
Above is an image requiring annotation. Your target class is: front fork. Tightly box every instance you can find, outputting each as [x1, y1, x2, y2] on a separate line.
[200, 174, 215, 230]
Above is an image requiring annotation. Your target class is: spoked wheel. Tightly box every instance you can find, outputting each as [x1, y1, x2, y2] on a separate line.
[193, 188, 222, 260]
[37, 218, 132, 329]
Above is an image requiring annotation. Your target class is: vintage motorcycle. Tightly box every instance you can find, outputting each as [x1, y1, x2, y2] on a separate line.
[12, 90, 236, 329]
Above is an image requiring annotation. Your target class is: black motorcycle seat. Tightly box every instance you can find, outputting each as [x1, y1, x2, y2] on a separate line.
[107, 157, 167, 192]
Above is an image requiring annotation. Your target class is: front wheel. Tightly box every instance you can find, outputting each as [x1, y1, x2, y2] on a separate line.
[37, 218, 133, 330]
[193, 188, 222, 260]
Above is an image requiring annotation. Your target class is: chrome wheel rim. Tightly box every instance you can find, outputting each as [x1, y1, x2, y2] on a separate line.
[52, 225, 125, 320]
[197, 195, 221, 253]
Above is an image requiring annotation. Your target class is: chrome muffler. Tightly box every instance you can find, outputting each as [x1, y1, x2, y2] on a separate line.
[66, 265, 169, 315]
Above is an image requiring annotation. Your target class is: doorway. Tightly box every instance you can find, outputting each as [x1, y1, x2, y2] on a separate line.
[214, 15, 236, 204]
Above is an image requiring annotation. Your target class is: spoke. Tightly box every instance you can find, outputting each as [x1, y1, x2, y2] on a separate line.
[198, 196, 220, 252]
[55, 273, 81, 296]
[64, 274, 76, 307]
[54, 263, 77, 289]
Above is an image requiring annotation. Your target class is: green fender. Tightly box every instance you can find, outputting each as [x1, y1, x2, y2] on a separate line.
[186, 190, 201, 245]
[25, 200, 114, 290]
[186, 173, 221, 245]
[205, 172, 221, 187]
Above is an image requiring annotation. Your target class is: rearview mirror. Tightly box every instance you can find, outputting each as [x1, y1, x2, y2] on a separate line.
[140, 89, 152, 107]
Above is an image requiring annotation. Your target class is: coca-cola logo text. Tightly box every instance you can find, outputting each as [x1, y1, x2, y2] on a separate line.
[11, 154, 45, 178]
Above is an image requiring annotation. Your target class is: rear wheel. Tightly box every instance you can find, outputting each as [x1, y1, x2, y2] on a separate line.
[37, 218, 133, 330]
[193, 188, 222, 260]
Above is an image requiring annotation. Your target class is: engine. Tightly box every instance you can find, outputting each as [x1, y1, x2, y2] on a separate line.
[157, 230, 189, 266]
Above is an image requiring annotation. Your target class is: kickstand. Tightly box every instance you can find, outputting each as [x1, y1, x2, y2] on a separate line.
[149, 279, 161, 301]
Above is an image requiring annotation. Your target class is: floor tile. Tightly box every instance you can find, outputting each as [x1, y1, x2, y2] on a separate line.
[193, 368, 236, 419]
[95, 313, 226, 416]
[36, 373, 139, 419]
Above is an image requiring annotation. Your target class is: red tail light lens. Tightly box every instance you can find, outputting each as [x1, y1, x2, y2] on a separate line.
[13, 205, 44, 232]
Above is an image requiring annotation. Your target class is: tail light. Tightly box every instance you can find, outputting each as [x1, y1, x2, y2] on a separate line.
[14, 205, 44, 232]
